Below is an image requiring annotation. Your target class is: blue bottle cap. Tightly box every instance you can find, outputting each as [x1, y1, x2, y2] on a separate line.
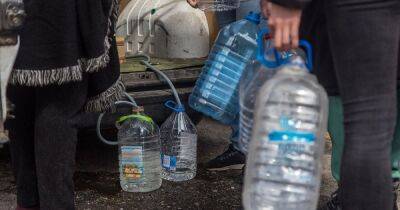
[245, 11, 261, 25]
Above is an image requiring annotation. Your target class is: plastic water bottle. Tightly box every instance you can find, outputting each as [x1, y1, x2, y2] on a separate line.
[189, 12, 261, 125]
[117, 108, 162, 192]
[243, 43, 329, 210]
[238, 29, 296, 154]
[197, 0, 240, 11]
[160, 101, 198, 182]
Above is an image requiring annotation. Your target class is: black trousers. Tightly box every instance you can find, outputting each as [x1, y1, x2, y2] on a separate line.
[6, 79, 88, 210]
[302, 0, 400, 209]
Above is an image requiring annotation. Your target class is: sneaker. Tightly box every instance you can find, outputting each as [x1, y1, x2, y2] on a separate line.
[205, 144, 245, 171]
[320, 184, 399, 210]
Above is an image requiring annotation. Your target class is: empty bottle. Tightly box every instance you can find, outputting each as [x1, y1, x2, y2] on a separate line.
[243, 43, 329, 210]
[197, 0, 240, 11]
[238, 29, 296, 154]
[189, 12, 261, 125]
[161, 101, 198, 182]
[117, 108, 162, 192]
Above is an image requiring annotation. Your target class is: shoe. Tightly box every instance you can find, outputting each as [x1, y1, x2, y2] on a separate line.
[320, 183, 399, 210]
[205, 144, 245, 171]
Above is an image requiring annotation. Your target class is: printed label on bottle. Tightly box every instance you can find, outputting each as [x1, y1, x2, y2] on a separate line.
[162, 154, 177, 172]
[121, 146, 143, 180]
[268, 130, 316, 143]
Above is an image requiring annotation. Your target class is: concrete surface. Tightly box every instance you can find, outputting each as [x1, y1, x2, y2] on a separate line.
[0, 118, 338, 210]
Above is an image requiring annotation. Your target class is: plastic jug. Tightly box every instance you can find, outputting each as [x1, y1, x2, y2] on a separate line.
[117, 107, 162, 192]
[160, 101, 198, 182]
[243, 43, 329, 210]
[197, 0, 240, 11]
[116, 0, 209, 59]
[238, 29, 296, 154]
[189, 12, 261, 125]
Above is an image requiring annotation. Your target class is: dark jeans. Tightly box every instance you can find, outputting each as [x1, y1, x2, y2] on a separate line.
[302, 0, 400, 209]
[6, 79, 88, 210]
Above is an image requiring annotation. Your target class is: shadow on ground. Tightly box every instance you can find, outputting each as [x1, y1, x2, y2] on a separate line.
[0, 118, 338, 210]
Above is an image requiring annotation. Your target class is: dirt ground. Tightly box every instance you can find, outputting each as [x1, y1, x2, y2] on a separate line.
[0, 118, 338, 210]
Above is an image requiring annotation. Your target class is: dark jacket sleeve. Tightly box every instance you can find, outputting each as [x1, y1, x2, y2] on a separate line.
[268, 0, 311, 9]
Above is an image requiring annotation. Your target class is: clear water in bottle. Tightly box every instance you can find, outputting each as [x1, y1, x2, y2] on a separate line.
[238, 29, 296, 154]
[238, 60, 276, 154]
[160, 102, 198, 182]
[117, 112, 162, 192]
[189, 12, 260, 125]
[197, 0, 240, 11]
[243, 53, 329, 210]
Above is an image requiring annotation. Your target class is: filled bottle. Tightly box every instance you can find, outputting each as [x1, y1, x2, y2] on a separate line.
[238, 29, 296, 154]
[243, 43, 329, 210]
[189, 11, 261, 125]
[117, 107, 162, 192]
[160, 101, 198, 182]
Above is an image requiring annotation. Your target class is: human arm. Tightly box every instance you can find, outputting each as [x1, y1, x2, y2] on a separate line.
[261, 0, 310, 50]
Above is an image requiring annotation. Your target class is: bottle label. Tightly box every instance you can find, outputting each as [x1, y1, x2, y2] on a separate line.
[162, 154, 177, 172]
[268, 130, 316, 143]
[121, 146, 144, 180]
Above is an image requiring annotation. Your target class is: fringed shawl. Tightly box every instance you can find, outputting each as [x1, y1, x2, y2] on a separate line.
[12, 0, 124, 112]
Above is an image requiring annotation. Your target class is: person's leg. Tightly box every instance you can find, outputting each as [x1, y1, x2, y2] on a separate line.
[324, 0, 400, 209]
[34, 80, 88, 210]
[204, 9, 247, 171]
[205, 118, 245, 171]
[6, 86, 39, 208]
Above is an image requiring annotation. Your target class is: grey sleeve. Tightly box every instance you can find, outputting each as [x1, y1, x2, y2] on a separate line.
[268, 0, 311, 9]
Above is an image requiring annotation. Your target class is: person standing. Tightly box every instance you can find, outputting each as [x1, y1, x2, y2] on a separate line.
[186, 0, 262, 171]
[6, 0, 124, 209]
[262, 0, 400, 209]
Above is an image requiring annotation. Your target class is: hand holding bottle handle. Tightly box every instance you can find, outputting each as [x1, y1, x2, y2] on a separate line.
[261, 0, 302, 50]
[257, 28, 313, 71]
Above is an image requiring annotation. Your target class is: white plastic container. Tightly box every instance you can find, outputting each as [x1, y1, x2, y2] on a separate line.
[243, 47, 329, 210]
[116, 0, 210, 59]
[238, 29, 295, 154]
[160, 101, 198, 182]
[117, 112, 162, 192]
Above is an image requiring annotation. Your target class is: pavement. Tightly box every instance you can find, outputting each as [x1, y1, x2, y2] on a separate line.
[0, 118, 338, 210]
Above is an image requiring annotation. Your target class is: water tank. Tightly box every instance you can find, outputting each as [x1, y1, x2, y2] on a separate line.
[117, 0, 210, 59]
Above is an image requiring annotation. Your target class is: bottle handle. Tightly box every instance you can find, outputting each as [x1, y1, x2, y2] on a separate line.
[257, 28, 280, 68]
[298, 40, 313, 71]
[274, 40, 313, 71]
[164, 100, 185, 113]
[257, 28, 314, 71]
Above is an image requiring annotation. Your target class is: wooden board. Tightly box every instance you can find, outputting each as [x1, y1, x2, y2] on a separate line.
[120, 57, 205, 73]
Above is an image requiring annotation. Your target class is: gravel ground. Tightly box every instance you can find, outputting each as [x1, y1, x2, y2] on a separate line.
[0, 118, 338, 210]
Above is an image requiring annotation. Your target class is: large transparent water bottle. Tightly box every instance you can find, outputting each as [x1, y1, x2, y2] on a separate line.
[197, 0, 240, 11]
[238, 29, 296, 154]
[243, 43, 329, 210]
[189, 12, 261, 125]
[161, 101, 198, 182]
[117, 108, 162, 192]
